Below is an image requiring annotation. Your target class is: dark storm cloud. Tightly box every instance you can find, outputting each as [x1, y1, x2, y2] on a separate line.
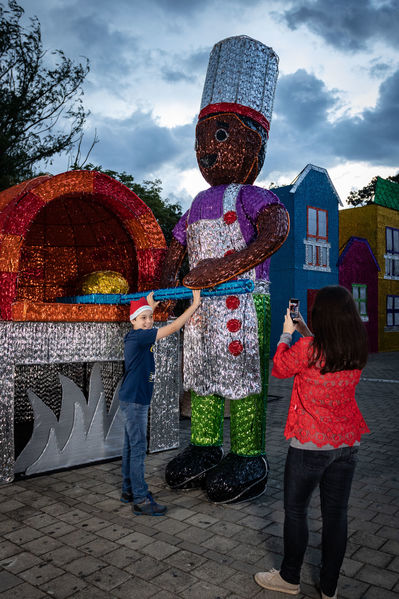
[84, 110, 196, 177]
[263, 69, 339, 174]
[25, 2, 142, 89]
[184, 49, 210, 71]
[330, 69, 399, 164]
[369, 61, 392, 79]
[262, 69, 337, 176]
[149, 0, 263, 15]
[263, 67, 399, 177]
[148, 0, 204, 13]
[65, 14, 140, 85]
[280, 0, 399, 51]
[29, 1, 210, 91]
[160, 49, 210, 84]
[275, 69, 338, 129]
[161, 69, 196, 83]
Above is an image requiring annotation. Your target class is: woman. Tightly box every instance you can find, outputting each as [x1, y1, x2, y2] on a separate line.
[255, 286, 369, 599]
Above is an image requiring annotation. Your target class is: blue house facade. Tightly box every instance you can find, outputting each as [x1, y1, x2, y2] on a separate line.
[269, 164, 341, 353]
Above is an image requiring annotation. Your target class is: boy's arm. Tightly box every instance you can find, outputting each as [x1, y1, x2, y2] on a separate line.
[156, 289, 201, 340]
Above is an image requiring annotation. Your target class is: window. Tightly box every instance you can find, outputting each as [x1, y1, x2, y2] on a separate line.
[386, 295, 399, 328]
[304, 206, 330, 271]
[307, 207, 328, 240]
[352, 284, 368, 321]
[385, 227, 399, 279]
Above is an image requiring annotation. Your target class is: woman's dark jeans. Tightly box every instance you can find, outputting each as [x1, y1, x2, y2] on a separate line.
[280, 445, 358, 597]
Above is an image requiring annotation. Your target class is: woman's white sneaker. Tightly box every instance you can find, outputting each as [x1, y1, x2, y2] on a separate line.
[254, 569, 300, 594]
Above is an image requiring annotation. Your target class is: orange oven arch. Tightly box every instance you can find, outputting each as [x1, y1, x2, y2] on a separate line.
[0, 171, 167, 321]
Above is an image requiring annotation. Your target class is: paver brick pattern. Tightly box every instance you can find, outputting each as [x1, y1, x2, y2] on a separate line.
[0, 352, 398, 598]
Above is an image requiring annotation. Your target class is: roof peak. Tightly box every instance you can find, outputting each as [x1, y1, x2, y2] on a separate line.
[288, 164, 343, 206]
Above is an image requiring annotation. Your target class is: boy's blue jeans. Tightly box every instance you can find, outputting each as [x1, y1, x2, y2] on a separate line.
[280, 445, 358, 597]
[120, 401, 150, 503]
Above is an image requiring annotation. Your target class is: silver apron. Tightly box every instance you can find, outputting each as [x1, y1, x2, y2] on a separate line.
[183, 184, 261, 400]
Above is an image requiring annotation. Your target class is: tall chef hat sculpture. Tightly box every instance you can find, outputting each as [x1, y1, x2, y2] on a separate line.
[162, 35, 289, 503]
[198, 34, 278, 181]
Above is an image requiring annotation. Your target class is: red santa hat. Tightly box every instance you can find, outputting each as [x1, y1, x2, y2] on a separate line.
[129, 297, 153, 321]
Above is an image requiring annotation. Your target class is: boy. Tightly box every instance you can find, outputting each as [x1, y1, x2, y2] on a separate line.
[119, 289, 201, 516]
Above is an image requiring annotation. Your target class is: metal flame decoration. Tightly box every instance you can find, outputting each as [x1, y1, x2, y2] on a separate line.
[15, 363, 124, 476]
[1, 321, 180, 482]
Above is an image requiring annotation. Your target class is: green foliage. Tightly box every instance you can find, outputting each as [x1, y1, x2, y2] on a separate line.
[74, 164, 182, 244]
[346, 173, 399, 206]
[0, 0, 89, 190]
[267, 181, 289, 190]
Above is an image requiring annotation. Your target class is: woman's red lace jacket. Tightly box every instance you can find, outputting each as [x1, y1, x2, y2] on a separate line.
[272, 337, 369, 448]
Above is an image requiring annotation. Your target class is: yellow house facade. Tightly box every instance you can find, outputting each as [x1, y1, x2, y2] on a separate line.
[339, 194, 399, 351]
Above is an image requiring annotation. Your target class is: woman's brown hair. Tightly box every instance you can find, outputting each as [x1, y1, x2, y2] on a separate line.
[309, 285, 368, 374]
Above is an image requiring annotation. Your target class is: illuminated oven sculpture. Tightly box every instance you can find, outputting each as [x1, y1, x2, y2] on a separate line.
[0, 170, 180, 483]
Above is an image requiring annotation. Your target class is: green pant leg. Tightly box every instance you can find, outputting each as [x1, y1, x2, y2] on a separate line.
[230, 293, 271, 456]
[190, 391, 225, 446]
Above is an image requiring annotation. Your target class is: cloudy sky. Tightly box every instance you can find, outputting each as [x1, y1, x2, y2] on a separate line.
[19, 0, 399, 210]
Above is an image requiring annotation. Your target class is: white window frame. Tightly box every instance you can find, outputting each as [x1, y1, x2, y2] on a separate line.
[385, 295, 399, 331]
[304, 206, 330, 272]
[303, 238, 331, 272]
[385, 227, 399, 280]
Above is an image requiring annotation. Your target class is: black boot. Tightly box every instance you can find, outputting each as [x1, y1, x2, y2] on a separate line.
[205, 453, 269, 503]
[165, 444, 224, 489]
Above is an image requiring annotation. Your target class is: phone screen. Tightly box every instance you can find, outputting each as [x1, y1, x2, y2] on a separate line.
[289, 298, 300, 321]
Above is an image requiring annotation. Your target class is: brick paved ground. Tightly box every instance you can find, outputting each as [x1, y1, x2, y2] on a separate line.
[0, 352, 398, 598]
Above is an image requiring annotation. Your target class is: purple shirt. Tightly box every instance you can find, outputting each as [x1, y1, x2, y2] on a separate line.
[173, 184, 281, 280]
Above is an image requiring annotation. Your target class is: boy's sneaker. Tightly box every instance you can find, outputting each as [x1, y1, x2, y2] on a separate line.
[254, 569, 300, 595]
[120, 491, 133, 503]
[133, 492, 167, 516]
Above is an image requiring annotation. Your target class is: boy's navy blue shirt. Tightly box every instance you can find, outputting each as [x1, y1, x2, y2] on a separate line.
[118, 328, 157, 405]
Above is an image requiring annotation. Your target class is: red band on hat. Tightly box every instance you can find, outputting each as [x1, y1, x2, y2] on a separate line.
[198, 103, 270, 137]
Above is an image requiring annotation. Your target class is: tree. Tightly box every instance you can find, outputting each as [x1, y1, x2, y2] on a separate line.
[74, 164, 183, 244]
[0, 0, 89, 190]
[346, 173, 399, 206]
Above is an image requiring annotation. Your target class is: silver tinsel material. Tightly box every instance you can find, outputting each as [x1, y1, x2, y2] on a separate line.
[200, 35, 279, 124]
[14, 363, 125, 476]
[149, 330, 180, 453]
[184, 184, 261, 400]
[0, 322, 180, 482]
[254, 280, 270, 294]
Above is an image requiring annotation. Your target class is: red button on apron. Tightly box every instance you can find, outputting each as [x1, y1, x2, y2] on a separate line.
[226, 295, 240, 310]
[229, 340, 243, 356]
[227, 318, 241, 332]
[224, 249, 235, 256]
[224, 211, 237, 225]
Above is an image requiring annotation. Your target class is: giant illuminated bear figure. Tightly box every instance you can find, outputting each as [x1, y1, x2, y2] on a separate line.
[161, 36, 289, 503]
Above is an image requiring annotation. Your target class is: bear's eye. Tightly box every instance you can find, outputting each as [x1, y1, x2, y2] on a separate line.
[215, 128, 229, 142]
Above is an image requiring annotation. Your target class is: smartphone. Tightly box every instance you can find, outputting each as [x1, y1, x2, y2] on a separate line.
[289, 298, 300, 322]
